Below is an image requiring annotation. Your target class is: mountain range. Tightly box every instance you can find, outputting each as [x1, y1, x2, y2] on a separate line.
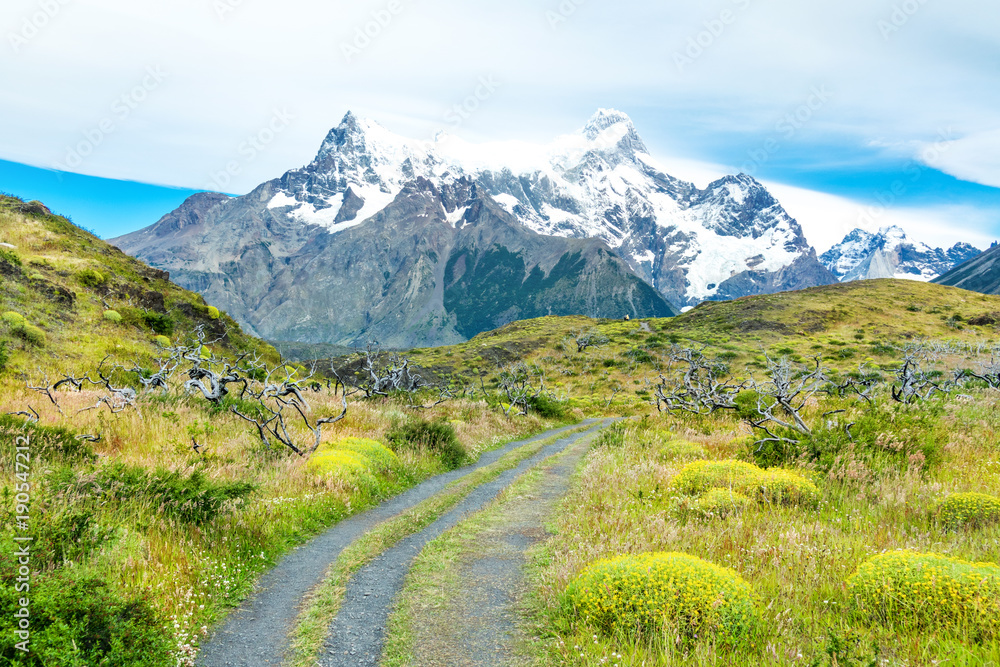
[112, 110, 984, 346]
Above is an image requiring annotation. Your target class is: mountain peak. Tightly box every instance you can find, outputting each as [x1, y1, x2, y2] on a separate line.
[583, 108, 634, 136]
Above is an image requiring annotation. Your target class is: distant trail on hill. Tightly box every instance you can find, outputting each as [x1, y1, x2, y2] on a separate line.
[318, 419, 614, 667]
[197, 420, 601, 667]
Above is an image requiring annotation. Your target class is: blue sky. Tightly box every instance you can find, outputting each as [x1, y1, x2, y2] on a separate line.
[1, 0, 998, 250]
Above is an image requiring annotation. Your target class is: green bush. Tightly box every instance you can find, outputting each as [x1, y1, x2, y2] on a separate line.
[0, 340, 8, 373]
[77, 267, 106, 288]
[847, 551, 1000, 639]
[691, 488, 752, 519]
[657, 439, 708, 461]
[564, 552, 759, 643]
[1, 311, 26, 327]
[66, 464, 257, 525]
[387, 418, 465, 469]
[153, 334, 171, 347]
[142, 311, 174, 336]
[103, 309, 123, 323]
[27, 271, 43, 281]
[527, 392, 567, 419]
[0, 415, 96, 461]
[595, 421, 628, 448]
[207, 305, 220, 319]
[0, 572, 173, 666]
[938, 492, 1000, 529]
[11, 323, 45, 347]
[0, 247, 21, 267]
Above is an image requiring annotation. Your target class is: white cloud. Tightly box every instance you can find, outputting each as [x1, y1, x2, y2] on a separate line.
[918, 128, 1000, 189]
[763, 181, 996, 254]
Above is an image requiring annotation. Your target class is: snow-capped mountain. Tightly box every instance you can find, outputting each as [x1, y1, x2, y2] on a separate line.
[112, 109, 839, 345]
[821, 226, 981, 282]
[259, 109, 835, 309]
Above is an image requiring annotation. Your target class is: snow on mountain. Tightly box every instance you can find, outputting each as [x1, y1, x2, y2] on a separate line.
[821, 226, 981, 283]
[264, 109, 835, 309]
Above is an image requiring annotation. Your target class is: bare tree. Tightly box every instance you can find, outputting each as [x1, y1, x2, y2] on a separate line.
[741, 355, 828, 447]
[653, 346, 742, 414]
[891, 343, 949, 404]
[571, 328, 610, 354]
[496, 361, 546, 416]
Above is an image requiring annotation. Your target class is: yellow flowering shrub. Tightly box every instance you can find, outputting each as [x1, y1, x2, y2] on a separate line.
[333, 437, 401, 476]
[938, 492, 1000, 529]
[691, 488, 752, 519]
[306, 449, 375, 485]
[739, 469, 819, 507]
[847, 551, 1000, 638]
[670, 460, 818, 508]
[657, 439, 708, 462]
[564, 552, 759, 643]
[669, 460, 760, 495]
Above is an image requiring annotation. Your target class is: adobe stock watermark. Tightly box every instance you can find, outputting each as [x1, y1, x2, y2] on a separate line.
[8, 0, 72, 53]
[740, 85, 833, 176]
[674, 0, 752, 73]
[878, 0, 931, 40]
[53, 66, 168, 172]
[205, 108, 294, 191]
[340, 0, 406, 63]
[12, 432, 32, 654]
[213, 0, 246, 20]
[857, 127, 953, 227]
[443, 76, 501, 128]
[546, 0, 587, 30]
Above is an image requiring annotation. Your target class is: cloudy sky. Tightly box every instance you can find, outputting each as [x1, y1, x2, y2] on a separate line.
[2, 0, 999, 249]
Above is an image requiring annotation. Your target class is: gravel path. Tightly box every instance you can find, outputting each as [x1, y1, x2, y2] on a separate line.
[198, 420, 597, 667]
[408, 422, 598, 666]
[318, 420, 613, 667]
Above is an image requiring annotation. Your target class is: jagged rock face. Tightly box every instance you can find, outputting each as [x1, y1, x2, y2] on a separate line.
[114, 109, 840, 342]
[821, 226, 981, 282]
[114, 177, 673, 347]
[933, 242, 1000, 295]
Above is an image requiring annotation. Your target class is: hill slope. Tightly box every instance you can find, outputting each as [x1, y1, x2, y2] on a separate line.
[0, 194, 272, 376]
[933, 242, 1000, 295]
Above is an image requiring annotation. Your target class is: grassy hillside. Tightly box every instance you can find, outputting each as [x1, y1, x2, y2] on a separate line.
[0, 194, 271, 376]
[0, 196, 557, 666]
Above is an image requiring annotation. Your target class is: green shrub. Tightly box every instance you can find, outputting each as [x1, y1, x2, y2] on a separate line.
[847, 551, 1000, 639]
[207, 305, 220, 319]
[0, 247, 21, 267]
[142, 311, 174, 336]
[564, 552, 759, 643]
[527, 392, 567, 418]
[11, 323, 45, 347]
[66, 464, 257, 525]
[103, 309, 123, 323]
[938, 492, 1000, 529]
[669, 460, 761, 495]
[657, 439, 708, 461]
[0, 572, 173, 666]
[0, 415, 96, 461]
[1, 311, 26, 327]
[387, 418, 465, 469]
[153, 334, 171, 347]
[27, 270, 43, 281]
[0, 340, 7, 372]
[691, 488, 752, 519]
[595, 421, 628, 448]
[77, 267, 106, 287]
